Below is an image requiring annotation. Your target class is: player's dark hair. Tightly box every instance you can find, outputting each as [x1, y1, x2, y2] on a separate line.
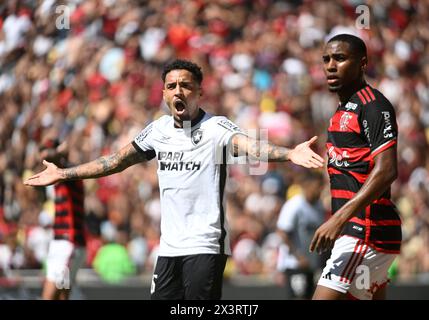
[327, 34, 367, 59]
[162, 59, 203, 85]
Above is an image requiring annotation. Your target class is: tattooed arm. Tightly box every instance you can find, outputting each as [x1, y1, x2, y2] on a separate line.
[24, 143, 148, 186]
[231, 134, 324, 168]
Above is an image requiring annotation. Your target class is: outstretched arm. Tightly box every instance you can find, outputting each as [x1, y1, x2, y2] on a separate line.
[309, 146, 398, 254]
[231, 134, 324, 168]
[24, 143, 148, 186]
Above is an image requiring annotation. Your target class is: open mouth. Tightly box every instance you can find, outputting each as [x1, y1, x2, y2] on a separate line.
[174, 100, 186, 112]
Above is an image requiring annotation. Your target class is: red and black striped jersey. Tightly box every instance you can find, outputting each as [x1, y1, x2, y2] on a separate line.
[54, 180, 86, 247]
[327, 85, 401, 253]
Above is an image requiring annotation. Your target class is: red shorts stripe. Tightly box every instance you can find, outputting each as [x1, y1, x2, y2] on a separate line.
[350, 244, 369, 283]
[343, 242, 365, 283]
[340, 240, 362, 283]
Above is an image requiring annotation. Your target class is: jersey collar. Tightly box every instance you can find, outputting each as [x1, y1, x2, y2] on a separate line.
[174, 109, 206, 128]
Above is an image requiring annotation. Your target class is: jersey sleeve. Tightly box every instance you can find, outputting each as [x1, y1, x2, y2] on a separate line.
[361, 99, 398, 157]
[132, 122, 156, 160]
[214, 116, 246, 147]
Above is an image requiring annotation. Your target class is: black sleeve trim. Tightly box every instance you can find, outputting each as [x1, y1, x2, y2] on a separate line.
[132, 141, 156, 161]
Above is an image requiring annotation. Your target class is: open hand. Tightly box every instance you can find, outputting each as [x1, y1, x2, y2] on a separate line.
[23, 160, 62, 186]
[289, 136, 325, 168]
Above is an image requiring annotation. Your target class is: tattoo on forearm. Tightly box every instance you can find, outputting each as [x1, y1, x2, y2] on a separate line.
[97, 157, 111, 173]
[60, 144, 146, 180]
[245, 140, 290, 162]
[266, 143, 289, 162]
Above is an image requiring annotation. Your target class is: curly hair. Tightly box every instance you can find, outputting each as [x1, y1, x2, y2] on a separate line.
[161, 59, 203, 85]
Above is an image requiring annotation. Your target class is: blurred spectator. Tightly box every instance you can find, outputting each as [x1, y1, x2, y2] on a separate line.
[25, 210, 53, 268]
[38, 138, 87, 300]
[276, 171, 326, 299]
[93, 221, 136, 284]
[0, 227, 26, 277]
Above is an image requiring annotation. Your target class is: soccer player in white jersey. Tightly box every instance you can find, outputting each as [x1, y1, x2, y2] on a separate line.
[24, 59, 324, 300]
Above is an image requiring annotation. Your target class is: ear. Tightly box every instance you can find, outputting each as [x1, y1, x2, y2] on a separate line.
[361, 56, 368, 71]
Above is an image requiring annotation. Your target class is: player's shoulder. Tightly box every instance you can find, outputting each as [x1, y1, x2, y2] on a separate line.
[152, 114, 171, 127]
[135, 115, 170, 143]
[145, 114, 172, 134]
[351, 85, 394, 110]
[211, 115, 241, 132]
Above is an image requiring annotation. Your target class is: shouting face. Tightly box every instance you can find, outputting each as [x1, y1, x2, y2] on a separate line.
[163, 69, 202, 127]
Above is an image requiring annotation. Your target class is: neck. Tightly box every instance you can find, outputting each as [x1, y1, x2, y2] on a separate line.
[338, 79, 366, 103]
[174, 108, 205, 128]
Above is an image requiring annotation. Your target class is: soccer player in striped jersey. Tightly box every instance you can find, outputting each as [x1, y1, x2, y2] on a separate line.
[24, 59, 324, 300]
[38, 139, 86, 300]
[310, 34, 401, 300]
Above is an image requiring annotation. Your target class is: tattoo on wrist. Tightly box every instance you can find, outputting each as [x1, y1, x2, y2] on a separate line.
[267, 143, 289, 161]
[245, 140, 290, 162]
[63, 168, 78, 179]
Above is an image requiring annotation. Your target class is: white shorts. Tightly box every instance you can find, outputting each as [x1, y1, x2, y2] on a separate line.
[317, 235, 397, 300]
[46, 240, 86, 288]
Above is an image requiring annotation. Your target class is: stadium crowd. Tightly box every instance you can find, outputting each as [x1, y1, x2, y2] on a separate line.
[1, 0, 429, 287]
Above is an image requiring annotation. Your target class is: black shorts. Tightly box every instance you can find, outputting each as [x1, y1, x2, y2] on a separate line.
[150, 254, 228, 300]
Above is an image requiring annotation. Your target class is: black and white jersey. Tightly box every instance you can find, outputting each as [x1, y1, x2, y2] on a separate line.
[133, 110, 244, 256]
